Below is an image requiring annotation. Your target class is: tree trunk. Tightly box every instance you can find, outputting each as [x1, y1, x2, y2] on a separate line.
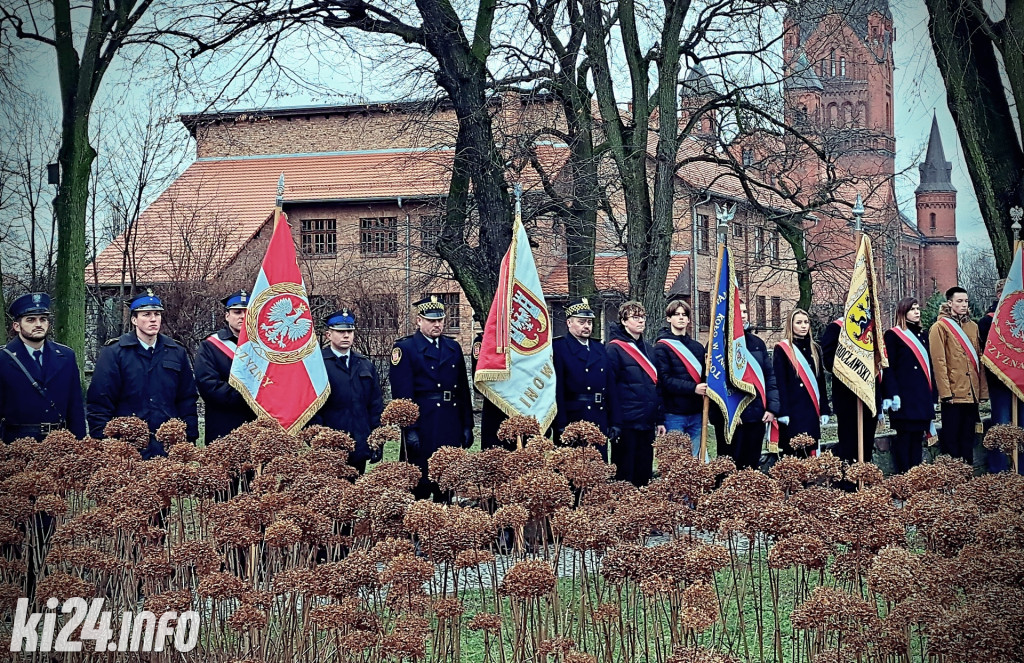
[776, 215, 813, 311]
[925, 0, 1024, 272]
[53, 107, 95, 368]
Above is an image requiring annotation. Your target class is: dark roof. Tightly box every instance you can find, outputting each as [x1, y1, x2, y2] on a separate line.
[916, 114, 956, 194]
[787, 0, 892, 43]
[785, 52, 824, 91]
[680, 64, 721, 98]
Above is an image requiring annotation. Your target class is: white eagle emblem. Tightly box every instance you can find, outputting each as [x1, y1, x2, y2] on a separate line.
[260, 298, 312, 348]
[1009, 298, 1024, 340]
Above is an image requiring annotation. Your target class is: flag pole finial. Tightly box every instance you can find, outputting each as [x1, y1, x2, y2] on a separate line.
[852, 194, 865, 234]
[513, 183, 523, 221]
[276, 174, 285, 208]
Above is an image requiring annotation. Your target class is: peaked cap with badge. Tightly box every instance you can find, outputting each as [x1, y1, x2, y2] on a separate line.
[9, 292, 51, 319]
[326, 308, 357, 331]
[565, 297, 595, 319]
[130, 288, 164, 312]
[414, 295, 446, 320]
[222, 290, 250, 310]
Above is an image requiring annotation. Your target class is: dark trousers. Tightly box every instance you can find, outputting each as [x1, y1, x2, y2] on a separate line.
[612, 428, 655, 487]
[833, 401, 876, 465]
[891, 428, 925, 474]
[940, 402, 979, 467]
[714, 420, 764, 470]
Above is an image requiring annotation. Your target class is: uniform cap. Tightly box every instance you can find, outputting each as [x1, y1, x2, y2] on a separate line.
[414, 295, 446, 320]
[130, 288, 164, 312]
[326, 308, 357, 330]
[565, 297, 595, 319]
[9, 292, 51, 318]
[221, 290, 249, 310]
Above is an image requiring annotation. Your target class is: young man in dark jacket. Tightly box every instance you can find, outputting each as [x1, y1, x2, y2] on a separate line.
[87, 290, 199, 458]
[653, 300, 707, 458]
[607, 301, 665, 486]
[194, 290, 258, 444]
[729, 302, 780, 469]
[310, 308, 385, 475]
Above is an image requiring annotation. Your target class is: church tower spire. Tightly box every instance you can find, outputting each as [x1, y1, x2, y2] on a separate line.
[916, 113, 956, 193]
[915, 113, 958, 291]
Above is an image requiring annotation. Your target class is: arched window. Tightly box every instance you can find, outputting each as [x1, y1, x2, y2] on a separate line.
[929, 213, 936, 232]
[828, 103, 839, 126]
[856, 101, 868, 127]
[840, 57, 847, 77]
[842, 102, 853, 126]
[830, 49, 836, 77]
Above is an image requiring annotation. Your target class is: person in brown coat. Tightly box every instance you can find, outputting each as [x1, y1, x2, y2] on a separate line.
[928, 286, 988, 466]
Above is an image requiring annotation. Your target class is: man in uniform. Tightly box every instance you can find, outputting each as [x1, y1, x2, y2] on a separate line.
[310, 308, 385, 475]
[552, 298, 611, 455]
[87, 289, 199, 458]
[194, 290, 257, 443]
[0, 293, 86, 442]
[388, 296, 473, 500]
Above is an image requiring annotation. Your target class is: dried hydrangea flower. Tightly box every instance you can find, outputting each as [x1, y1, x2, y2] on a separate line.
[467, 612, 502, 634]
[789, 433, 817, 451]
[432, 597, 464, 621]
[102, 416, 151, 448]
[770, 455, 813, 493]
[983, 424, 1024, 454]
[155, 419, 188, 450]
[227, 603, 268, 630]
[35, 572, 96, 602]
[499, 559, 556, 599]
[496, 468, 573, 519]
[679, 582, 719, 631]
[197, 571, 247, 600]
[560, 420, 607, 447]
[846, 461, 884, 486]
[498, 415, 541, 442]
[381, 399, 419, 427]
[768, 534, 830, 570]
[367, 424, 401, 452]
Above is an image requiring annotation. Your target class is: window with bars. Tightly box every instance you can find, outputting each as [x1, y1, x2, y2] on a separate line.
[696, 214, 710, 254]
[736, 270, 746, 288]
[742, 149, 754, 166]
[420, 215, 443, 250]
[359, 217, 398, 255]
[300, 218, 337, 257]
[771, 296, 782, 329]
[757, 295, 767, 328]
[425, 292, 461, 330]
[732, 223, 743, 238]
[769, 231, 780, 262]
[754, 228, 765, 260]
[355, 294, 400, 331]
[698, 290, 711, 329]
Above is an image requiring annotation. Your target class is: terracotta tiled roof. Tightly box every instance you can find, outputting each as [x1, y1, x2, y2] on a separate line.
[88, 147, 566, 285]
[542, 253, 690, 296]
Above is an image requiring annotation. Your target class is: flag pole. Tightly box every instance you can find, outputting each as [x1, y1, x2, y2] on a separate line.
[1014, 233, 1023, 473]
[699, 242, 724, 464]
[851, 194, 866, 483]
[274, 173, 285, 228]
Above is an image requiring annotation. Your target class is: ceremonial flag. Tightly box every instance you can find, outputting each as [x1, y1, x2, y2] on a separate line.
[474, 198, 557, 431]
[983, 243, 1024, 401]
[230, 188, 330, 432]
[833, 235, 887, 415]
[705, 244, 757, 442]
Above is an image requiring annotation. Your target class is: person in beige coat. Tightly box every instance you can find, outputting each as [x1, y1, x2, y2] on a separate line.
[929, 286, 988, 466]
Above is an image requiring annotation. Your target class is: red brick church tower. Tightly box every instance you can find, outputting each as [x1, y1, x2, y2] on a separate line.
[915, 114, 958, 290]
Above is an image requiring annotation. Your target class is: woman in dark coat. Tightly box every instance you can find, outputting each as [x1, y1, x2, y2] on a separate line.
[773, 308, 830, 456]
[882, 297, 936, 473]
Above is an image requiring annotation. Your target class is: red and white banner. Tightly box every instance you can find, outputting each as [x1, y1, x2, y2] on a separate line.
[230, 210, 330, 432]
[474, 206, 557, 431]
[608, 339, 658, 384]
[983, 243, 1024, 401]
[891, 326, 932, 392]
[941, 317, 980, 374]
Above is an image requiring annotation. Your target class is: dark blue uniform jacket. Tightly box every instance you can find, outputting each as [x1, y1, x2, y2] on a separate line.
[552, 334, 610, 433]
[194, 328, 257, 443]
[311, 348, 384, 463]
[740, 331, 780, 424]
[87, 333, 199, 457]
[0, 338, 86, 442]
[388, 331, 472, 457]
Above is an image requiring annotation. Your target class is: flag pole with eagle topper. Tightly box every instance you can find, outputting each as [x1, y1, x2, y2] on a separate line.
[228, 174, 331, 433]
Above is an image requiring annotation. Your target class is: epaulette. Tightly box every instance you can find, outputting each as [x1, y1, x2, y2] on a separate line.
[395, 334, 413, 343]
[105, 338, 119, 346]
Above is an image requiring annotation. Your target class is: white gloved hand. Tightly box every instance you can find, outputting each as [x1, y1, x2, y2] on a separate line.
[878, 412, 885, 422]
[882, 398, 893, 412]
[891, 395, 901, 411]
[929, 421, 937, 437]
[820, 414, 830, 426]
[777, 416, 791, 426]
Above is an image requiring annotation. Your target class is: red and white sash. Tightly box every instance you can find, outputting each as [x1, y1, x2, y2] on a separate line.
[741, 347, 779, 443]
[891, 326, 932, 391]
[608, 339, 658, 384]
[657, 338, 702, 383]
[939, 317, 979, 374]
[776, 340, 821, 416]
[206, 334, 237, 360]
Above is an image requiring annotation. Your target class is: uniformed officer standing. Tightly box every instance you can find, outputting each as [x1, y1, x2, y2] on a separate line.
[310, 308, 385, 475]
[87, 290, 199, 458]
[0, 293, 86, 442]
[552, 298, 611, 455]
[388, 296, 473, 500]
[194, 290, 257, 443]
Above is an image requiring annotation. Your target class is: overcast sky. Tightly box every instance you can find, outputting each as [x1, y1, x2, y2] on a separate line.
[8, 0, 1000, 256]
